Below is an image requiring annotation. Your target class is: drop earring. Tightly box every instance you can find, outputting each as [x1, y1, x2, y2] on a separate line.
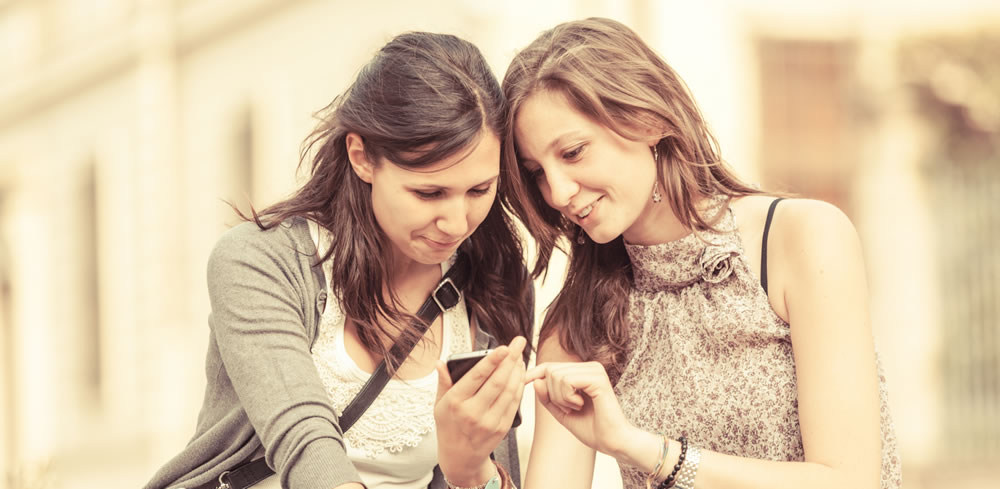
[577, 228, 586, 245]
[651, 145, 662, 203]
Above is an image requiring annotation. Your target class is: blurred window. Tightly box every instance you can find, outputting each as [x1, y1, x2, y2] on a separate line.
[757, 38, 859, 213]
[900, 33, 1000, 463]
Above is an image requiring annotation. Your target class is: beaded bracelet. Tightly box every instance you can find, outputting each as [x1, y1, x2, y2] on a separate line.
[645, 435, 669, 489]
[674, 445, 701, 489]
[655, 436, 688, 489]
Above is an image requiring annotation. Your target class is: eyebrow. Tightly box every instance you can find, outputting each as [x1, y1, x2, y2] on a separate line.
[520, 131, 584, 164]
[406, 174, 500, 191]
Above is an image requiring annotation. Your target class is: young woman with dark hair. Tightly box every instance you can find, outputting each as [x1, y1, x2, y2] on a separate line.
[503, 18, 901, 489]
[144, 31, 532, 489]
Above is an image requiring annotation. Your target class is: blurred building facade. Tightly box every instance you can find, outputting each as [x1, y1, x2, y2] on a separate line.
[0, 0, 997, 488]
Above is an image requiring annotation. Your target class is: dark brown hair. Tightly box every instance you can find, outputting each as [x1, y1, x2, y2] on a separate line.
[243, 32, 532, 368]
[502, 18, 759, 381]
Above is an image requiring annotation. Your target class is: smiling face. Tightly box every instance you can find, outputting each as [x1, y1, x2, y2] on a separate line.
[348, 130, 500, 266]
[514, 89, 659, 244]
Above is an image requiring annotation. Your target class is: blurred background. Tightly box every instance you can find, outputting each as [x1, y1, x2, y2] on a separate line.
[0, 0, 998, 487]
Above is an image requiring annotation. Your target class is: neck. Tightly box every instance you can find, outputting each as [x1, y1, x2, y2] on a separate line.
[385, 247, 441, 291]
[623, 195, 704, 246]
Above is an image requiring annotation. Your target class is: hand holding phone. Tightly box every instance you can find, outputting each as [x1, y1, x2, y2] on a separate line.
[445, 349, 522, 428]
[434, 337, 528, 485]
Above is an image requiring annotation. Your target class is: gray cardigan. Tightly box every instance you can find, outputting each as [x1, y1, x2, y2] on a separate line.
[143, 217, 522, 489]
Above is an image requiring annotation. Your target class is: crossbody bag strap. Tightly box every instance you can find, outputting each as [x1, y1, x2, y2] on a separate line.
[338, 252, 471, 430]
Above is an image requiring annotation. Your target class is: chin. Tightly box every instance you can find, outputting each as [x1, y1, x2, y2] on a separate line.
[586, 229, 621, 245]
[416, 248, 456, 265]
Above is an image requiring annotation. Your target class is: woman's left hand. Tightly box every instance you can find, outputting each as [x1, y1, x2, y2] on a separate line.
[524, 361, 634, 456]
[434, 336, 527, 487]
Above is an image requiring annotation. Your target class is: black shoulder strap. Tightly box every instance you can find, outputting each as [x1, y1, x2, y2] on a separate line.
[207, 254, 472, 489]
[760, 197, 784, 294]
[339, 252, 471, 430]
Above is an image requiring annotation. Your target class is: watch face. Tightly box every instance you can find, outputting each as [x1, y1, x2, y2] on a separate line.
[484, 475, 502, 489]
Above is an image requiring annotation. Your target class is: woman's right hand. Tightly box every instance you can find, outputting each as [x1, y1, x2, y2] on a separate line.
[523, 361, 635, 457]
[433, 336, 527, 487]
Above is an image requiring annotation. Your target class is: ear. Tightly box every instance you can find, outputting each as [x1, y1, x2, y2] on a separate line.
[346, 132, 375, 184]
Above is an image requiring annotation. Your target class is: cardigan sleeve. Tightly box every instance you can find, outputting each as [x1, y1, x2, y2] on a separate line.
[206, 222, 362, 488]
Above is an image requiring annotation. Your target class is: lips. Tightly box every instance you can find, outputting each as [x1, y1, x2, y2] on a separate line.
[423, 237, 461, 250]
[573, 196, 603, 222]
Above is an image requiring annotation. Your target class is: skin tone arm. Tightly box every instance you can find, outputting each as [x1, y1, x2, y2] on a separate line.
[525, 200, 883, 489]
[523, 337, 599, 489]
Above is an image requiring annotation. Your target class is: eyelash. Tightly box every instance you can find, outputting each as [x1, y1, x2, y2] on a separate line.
[415, 190, 443, 199]
[525, 144, 585, 182]
[414, 186, 491, 200]
[562, 144, 585, 161]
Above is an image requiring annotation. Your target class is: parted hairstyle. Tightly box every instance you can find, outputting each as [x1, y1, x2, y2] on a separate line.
[502, 18, 759, 381]
[242, 31, 533, 369]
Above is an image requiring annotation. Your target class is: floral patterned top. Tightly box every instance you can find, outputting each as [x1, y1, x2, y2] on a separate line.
[613, 198, 902, 489]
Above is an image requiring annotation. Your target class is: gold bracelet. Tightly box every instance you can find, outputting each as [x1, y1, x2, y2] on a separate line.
[645, 434, 669, 489]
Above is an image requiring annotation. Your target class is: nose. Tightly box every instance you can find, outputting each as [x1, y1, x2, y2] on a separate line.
[544, 166, 579, 208]
[435, 198, 470, 238]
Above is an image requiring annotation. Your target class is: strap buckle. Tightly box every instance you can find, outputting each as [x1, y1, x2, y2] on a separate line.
[215, 470, 232, 489]
[432, 277, 461, 312]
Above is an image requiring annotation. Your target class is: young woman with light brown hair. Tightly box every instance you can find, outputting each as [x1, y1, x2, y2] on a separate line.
[504, 18, 901, 489]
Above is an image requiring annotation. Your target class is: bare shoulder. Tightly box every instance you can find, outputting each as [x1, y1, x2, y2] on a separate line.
[730, 196, 858, 246]
[536, 332, 583, 363]
[728, 196, 865, 322]
[727, 194, 785, 233]
[769, 199, 868, 312]
[778, 198, 853, 226]
[773, 199, 862, 258]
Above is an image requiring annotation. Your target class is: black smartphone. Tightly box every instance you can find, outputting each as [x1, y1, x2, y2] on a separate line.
[445, 349, 522, 428]
[446, 349, 493, 382]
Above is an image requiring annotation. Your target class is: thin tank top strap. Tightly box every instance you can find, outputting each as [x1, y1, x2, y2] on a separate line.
[760, 197, 785, 294]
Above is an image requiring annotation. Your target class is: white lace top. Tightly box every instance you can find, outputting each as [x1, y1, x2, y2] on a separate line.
[305, 222, 473, 488]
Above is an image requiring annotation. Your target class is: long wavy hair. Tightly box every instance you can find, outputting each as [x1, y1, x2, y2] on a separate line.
[243, 32, 532, 369]
[502, 18, 760, 381]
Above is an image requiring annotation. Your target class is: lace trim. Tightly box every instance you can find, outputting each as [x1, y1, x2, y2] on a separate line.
[311, 262, 472, 458]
